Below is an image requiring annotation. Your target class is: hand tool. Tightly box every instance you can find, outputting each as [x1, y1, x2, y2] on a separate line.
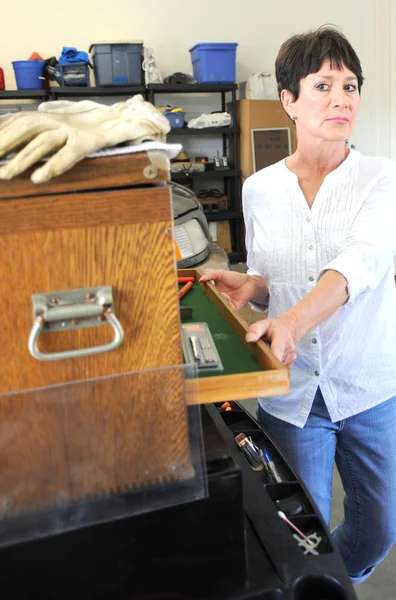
[259, 448, 272, 484]
[181, 322, 223, 373]
[235, 433, 263, 471]
[263, 449, 282, 483]
[199, 335, 216, 363]
[189, 335, 201, 362]
[178, 281, 193, 300]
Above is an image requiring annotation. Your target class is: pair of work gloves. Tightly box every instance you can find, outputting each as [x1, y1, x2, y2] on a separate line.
[0, 94, 170, 183]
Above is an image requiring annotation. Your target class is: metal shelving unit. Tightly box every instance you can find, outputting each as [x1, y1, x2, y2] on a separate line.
[49, 85, 146, 99]
[147, 83, 244, 262]
[0, 86, 146, 102]
[0, 89, 49, 101]
[169, 126, 239, 136]
[0, 83, 245, 261]
[171, 169, 240, 181]
[204, 210, 243, 222]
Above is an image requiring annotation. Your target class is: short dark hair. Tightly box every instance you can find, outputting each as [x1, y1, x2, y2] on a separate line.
[275, 25, 364, 100]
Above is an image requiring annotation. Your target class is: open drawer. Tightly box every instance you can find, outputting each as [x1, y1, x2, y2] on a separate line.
[179, 268, 290, 405]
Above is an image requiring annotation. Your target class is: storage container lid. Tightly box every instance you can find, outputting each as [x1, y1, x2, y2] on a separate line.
[89, 40, 143, 52]
[189, 43, 238, 52]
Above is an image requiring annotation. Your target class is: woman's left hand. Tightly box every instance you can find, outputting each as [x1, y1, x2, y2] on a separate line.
[245, 314, 299, 369]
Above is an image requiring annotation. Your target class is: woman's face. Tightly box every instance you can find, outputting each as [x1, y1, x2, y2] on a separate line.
[281, 58, 361, 142]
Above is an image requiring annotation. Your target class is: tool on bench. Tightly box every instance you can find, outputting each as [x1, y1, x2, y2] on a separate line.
[234, 433, 283, 483]
[178, 281, 193, 300]
[258, 448, 272, 483]
[235, 433, 263, 471]
[263, 449, 282, 483]
[178, 276, 194, 318]
[189, 335, 201, 362]
[181, 322, 223, 373]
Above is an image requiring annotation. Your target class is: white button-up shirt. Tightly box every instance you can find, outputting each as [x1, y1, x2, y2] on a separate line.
[243, 149, 396, 427]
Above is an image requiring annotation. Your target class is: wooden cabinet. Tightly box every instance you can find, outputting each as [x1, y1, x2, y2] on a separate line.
[0, 152, 288, 519]
[0, 152, 192, 514]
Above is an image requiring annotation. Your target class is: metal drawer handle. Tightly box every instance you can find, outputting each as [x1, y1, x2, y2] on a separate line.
[28, 286, 124, 362]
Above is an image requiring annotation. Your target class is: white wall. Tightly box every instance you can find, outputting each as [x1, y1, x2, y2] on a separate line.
[372, 0, 396, 158]
[2, 0, 394, 157]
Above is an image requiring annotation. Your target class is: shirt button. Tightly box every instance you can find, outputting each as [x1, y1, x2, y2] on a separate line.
[315, 370, 320, 376]
[312, 338, 317, 344]
[306, 216, 311, 222]
[308, 244, 314, 250]
[308, 276, 314, 282]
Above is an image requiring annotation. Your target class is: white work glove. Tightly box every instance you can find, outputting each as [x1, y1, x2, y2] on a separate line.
[0, 94, 170, 183]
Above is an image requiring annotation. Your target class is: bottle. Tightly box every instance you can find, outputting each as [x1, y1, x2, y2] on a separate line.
[0, 67, 5, 90]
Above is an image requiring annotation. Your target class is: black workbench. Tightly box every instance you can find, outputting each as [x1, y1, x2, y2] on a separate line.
[0, 402, 356, 600]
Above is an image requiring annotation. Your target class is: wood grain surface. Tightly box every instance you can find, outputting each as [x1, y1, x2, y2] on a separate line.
[0, 152, 169, 200]
[178, 269, 290, 405]
[1, 187, 182, 392]
[0, 160, 193, 515]
[187, 369, 289, 404]
[0, 368, 193, 511]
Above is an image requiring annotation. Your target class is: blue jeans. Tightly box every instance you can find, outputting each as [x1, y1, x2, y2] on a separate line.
[258, 388, 396, 585]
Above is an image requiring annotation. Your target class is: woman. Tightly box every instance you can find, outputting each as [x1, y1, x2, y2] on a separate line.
[200, 26, 396, 584]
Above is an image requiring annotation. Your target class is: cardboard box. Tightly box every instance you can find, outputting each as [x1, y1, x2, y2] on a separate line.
[209, 221, 232, 254]
[229, 100, 297, 182]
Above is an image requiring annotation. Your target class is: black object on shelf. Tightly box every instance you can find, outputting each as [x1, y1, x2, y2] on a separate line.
[206, 210, 243, 222]
[168, 125, 240, 135]
[228, 251, 246, 263]
[171, 168, 240, 180]
[148, 83, 245, 260]
[147, 82, 238, 93]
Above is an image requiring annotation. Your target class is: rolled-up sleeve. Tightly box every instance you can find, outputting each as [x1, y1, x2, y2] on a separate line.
[319, 161, 396, 302]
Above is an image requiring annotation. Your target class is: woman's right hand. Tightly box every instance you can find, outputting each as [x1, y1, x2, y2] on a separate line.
[199, 269, 263, 311]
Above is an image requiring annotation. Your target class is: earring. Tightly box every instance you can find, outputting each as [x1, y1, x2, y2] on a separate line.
[290, 113, 296, 120]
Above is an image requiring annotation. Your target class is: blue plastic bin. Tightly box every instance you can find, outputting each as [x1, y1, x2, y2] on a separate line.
[164, 112, 185, 128]
[12, 60, 45, 90]
[189, 43, 238, 83]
